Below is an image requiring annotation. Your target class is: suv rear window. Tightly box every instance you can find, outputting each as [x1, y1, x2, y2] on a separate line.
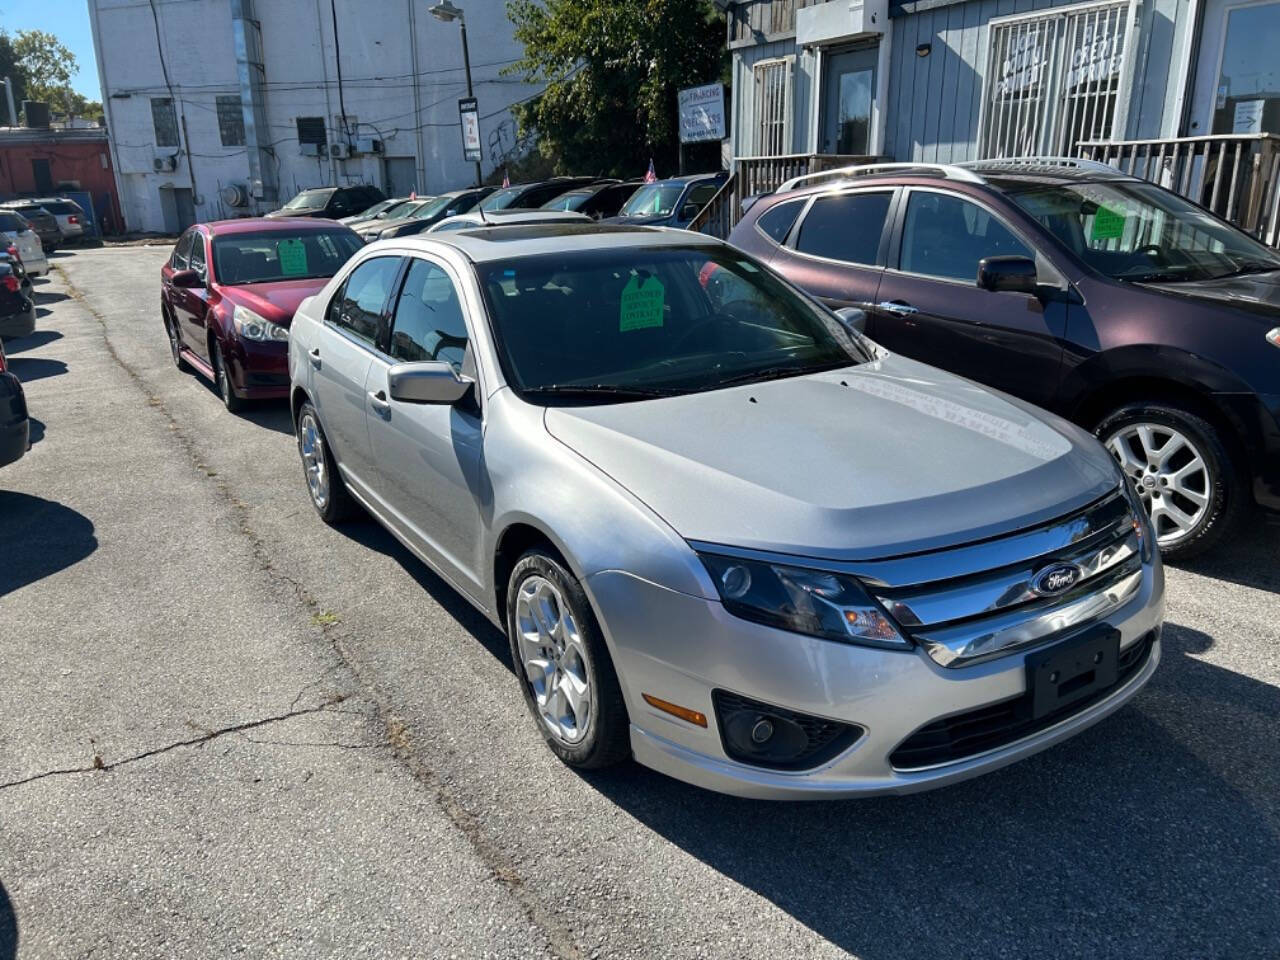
[38, 201, 81, 215]
[0, 213, 27, 233]
[794, 192, 892, 265]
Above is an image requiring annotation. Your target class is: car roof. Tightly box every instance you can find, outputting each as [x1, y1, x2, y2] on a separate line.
[647, 172, 726, 188]
[413, 222, 719, 262]
[202, 217, 357, 235]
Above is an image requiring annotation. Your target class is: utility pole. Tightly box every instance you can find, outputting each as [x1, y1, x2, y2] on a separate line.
[430, 0, 483, 187]
[1, 78, 17, 127]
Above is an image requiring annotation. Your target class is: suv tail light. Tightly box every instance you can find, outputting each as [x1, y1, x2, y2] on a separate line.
[5, 245, 16, 259]
[1, 274, 18, 293]
[68, 215, 79, 224]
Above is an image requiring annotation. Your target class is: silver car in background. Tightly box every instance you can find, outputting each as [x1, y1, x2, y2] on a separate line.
[287, 224, 1164, 799]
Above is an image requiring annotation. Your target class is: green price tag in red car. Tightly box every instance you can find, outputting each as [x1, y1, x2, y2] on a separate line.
[277, 238, 309, 276]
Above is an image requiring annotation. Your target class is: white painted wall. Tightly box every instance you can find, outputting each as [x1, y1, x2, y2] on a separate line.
[90, 0, 542, 232]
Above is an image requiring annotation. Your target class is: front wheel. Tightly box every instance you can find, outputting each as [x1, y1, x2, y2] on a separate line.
[295, 402, 355, 524]
[1097, 403, 1245, 559]
[210, 343, 245, 413]
[165, 313, 189, 371]
[506, 551, 630, 769]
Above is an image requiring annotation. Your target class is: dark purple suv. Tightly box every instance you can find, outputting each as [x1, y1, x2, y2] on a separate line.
[729, 160, 1280, 558]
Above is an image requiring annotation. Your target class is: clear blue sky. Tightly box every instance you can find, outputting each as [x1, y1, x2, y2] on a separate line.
[0, 0, 101, 99]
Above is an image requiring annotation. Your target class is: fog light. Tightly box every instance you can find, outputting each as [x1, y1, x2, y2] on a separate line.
[750, 718, 774, 744]
[713, 690, 864, 771]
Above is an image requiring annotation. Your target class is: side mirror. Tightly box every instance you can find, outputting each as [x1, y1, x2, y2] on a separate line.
[171, 268, 203, 289]
[388, 361, 473, 405]
[834, 306, 867, 335]
[977, 256, 1039, 295]
[680, 203, 700, 221]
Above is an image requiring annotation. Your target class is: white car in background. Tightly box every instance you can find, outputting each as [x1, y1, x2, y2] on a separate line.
[426, 209, 592, 233]
[31, 197, 86, 243]
[0, 210, 49, 277]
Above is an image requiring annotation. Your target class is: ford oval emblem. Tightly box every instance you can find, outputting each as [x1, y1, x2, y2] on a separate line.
[1032, 563, 1082, 597]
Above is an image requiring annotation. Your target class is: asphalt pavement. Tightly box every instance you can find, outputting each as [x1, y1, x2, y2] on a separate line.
[0, 244, 1277, 959]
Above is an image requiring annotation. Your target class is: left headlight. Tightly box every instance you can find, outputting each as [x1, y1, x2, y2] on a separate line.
[698, 552, 909, 649]
[233, 304, 289, 342]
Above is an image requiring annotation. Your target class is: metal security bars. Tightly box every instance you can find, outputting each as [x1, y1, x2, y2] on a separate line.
[980, 0, 1136, 159]
[753, 58, 794, 156]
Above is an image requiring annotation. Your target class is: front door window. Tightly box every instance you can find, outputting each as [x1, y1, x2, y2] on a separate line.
[822, 47, 877, 155]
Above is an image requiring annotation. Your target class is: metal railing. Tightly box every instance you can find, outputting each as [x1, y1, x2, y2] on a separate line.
[688, 153, 883, 239]
[1079, 133, 1280, 247]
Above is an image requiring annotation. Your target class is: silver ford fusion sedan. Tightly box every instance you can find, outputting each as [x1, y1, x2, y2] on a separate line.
[287, 223, 1165, 799]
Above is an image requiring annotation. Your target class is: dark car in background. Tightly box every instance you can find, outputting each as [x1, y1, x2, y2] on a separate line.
[729, 158, 1280, 557]
[361, 187, 495, 241]
[0, 261, 36, 340]
[1, 202, 62, 254]
[0, 336, 29, 469]
[266, 184, 385, 220]
[340, 197, 407, 225]
[540, 181, 642, 219]
[161, 217, 364, 412]
[605, 172, 726, 229]
[477, 177, 602, 212]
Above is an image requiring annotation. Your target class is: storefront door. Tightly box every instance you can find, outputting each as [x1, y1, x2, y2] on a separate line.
[1188, 0, 1280, 136]
[820, 45, 878, 155]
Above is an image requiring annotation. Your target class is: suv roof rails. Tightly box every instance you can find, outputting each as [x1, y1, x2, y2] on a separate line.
[961, 156, 1128, 176]
[776, 162, 984, 193]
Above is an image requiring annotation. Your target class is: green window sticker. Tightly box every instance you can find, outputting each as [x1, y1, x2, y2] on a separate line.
[619, 274, 665, 331]
[277, 238, 309, 276]
[1091, 206, 1126, 241]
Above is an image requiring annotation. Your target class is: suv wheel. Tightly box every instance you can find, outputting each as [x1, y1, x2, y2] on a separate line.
[506, 551, 630, 769]
[210, 344, 244, 413]
[295, 402, 355, 524]
[1097, 403, 1245, 559]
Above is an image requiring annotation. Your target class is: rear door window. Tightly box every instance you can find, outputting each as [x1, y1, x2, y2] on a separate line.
[793, 192, 892, 265]
[327, 256, 402, 347]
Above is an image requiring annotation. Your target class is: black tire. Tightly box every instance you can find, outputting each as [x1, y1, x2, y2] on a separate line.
[295, 401, 355, 524]
[1096, 402, 1246, 560]
[210, 342, 245, 413]
[506, 550, 630, 769]
[165, 312, 189, 372]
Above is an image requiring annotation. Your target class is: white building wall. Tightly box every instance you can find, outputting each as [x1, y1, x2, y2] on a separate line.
[90, 0, 541, 232]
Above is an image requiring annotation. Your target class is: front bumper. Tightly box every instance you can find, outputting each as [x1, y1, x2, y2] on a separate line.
[586, 555, 1164, 800]
[227, 337, 290, 399]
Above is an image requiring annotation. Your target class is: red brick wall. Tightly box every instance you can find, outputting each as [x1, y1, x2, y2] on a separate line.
[0, 138, 124, 234]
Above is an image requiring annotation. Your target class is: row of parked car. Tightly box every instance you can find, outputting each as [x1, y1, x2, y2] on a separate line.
[48, 156, 1280, 800]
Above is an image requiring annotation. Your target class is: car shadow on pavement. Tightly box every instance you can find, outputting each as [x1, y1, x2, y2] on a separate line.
[240, 402, 294, 436]
[0, 879, 14, 960]
[5, 357, 67, 383]
[31, 290, 68, 306]
[1, 330, 62, 354]
[1171, 517, 1280, 592]
[26, 417, 43, 447]
[581, 622, 1278, 959]
[0, 492, 97, 598]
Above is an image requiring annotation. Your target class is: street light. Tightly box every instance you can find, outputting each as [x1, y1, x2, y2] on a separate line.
[430, 0, 483, 187]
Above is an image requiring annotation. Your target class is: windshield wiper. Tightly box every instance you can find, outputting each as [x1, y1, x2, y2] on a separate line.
[714, 361, 844, 389]
[521, 384, 683, 401]
[1212, 261, 1280, 279]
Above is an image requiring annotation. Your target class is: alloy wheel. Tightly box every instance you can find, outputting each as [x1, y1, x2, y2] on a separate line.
[1106, 422, 1211, 546]
[215, 352, 232, 403]
[515, 575, 593, 745]
[167, 320, 183, 366]
[298, 412, 329, 509]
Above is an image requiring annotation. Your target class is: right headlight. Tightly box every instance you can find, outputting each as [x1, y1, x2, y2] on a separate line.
[233, 304, 288, 342]
[698, 552, 909, 649]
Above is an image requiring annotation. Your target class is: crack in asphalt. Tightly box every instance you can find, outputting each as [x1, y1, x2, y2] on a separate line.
[0, 701, 352, 792]
[55, 264, 586, 960]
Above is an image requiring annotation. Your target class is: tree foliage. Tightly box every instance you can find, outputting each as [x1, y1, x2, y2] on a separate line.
[0, 28, 103, 123]
[505, 0, 728, 178]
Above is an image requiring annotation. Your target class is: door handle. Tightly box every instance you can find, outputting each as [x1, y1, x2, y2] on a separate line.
[368, 389, 391, 415]
[877, 300, 919, 317]
[308, 347, 322, 367]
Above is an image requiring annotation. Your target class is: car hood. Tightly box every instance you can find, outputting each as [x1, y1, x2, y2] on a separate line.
[544, 353, 1119, 561]
[1139, 268, 1280, 319]
[218, 277, 331, 325]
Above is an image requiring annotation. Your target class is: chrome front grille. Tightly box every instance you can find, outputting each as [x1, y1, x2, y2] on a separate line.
[853, 488, 1145, 667]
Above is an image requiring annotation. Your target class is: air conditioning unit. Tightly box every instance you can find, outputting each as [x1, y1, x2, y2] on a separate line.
[328, 143, 350, 160]
[355, 137, 384, 155]
[152, 155, 177, 173]
[299, 142, 322, 157]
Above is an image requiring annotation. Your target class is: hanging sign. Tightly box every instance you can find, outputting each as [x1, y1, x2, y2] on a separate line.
[458, 97, 482, 162]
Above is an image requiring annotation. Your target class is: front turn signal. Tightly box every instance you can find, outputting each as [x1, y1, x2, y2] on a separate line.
[642, 694, 708, 728]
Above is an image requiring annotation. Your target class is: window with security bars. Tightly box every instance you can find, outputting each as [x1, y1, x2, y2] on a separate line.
[151, 97, 179, 148]
[979, 1, 1133, 159]
[753, 58, 793, 156]
[216, 95, 245, 147]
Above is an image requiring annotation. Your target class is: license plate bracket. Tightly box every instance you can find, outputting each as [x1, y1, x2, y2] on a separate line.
[1026, 627, 1120, 720]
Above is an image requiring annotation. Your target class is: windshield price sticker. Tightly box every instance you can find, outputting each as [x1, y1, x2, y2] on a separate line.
[277, 238, 309, 276]
[620, 274, 665, 331]
[1091, 206, 1126, 241]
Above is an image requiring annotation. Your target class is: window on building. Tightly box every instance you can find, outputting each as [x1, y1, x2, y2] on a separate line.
[152, 97, 179, 148]
[979, 1, 1131, 158]
[752, 58, 793, 156]
[216, 95, 246, 147]
[296, 116, 328, 148]
[795, 192, 893, 264]
[899, 192, 1032, 283]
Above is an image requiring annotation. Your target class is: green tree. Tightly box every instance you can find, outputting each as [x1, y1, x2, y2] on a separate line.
[0, 30, 30, 123]
[505, 0, 728, 178]
[8, 29, 102, 122]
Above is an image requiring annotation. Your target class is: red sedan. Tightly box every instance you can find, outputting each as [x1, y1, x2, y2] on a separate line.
[160, 217, 363, 412]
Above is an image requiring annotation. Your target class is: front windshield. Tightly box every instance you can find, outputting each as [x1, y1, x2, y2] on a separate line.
[476, 246, 869, 405]
[620, 184, 684, 218]
[406, 195, 457, 220]
[212, 230, 363, 285]
[479, 187, 523, 211]
[374, 200, 418, 220]
[1008, 180, 1280, 282]
[283, 189, 333, 211]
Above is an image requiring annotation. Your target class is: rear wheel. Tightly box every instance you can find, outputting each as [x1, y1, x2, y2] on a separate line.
[210, 343, 244, 413]
[506, 551, 630, 769]
[295, 402, 355, 524]
[1097, 403, 1245, 559]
